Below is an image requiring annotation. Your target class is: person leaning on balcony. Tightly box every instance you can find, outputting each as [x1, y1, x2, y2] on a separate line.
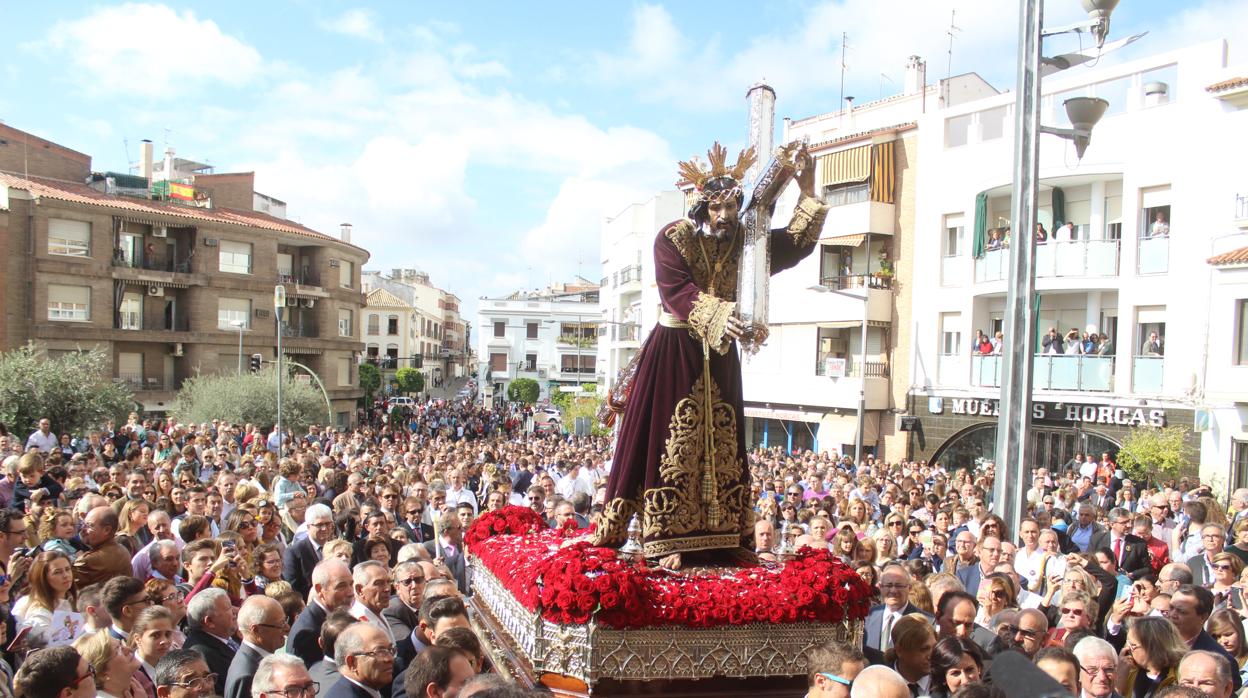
[1063, 329, 1084, 355]
[1098, 334, 1115, 356]
[1082, 333, 1098, 355]
[1150, 210, 1170, 238]
[1042, 327, 1062, 355]
[991, 331, 1004, 355]
[1141, 332, 1164, 357]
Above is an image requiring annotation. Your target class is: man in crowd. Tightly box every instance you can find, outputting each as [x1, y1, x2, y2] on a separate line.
[184, 588, 238, 695]
[285, 503, 336, 597]
[224, 594, 288, 698]
[326, 623, 395, 698]
[349, 561, 395, 639]
[13, 646, 95, 698]
[384, 560, 426, 641]
[956, 535, 1001, 596]
[289, 559, 355, 667]
[73, 506, 132, 588]
[252, 655, 319, 698]
[1177, 651, 1235, 698]
[154, 648, 215, 698]
[403, 646, 476, 698]
[103, 576, 150, 641]
[805, 640, 868, 698]
[309, 610, 358, 694]
[865, 564, 928, 652]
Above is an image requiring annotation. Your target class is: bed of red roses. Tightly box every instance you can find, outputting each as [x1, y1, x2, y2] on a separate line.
[466, 506, 873, 629]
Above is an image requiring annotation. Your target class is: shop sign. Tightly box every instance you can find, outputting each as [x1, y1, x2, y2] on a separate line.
[947, 397, 1166, 427]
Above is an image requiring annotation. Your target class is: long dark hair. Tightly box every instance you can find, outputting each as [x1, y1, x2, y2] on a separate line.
[930, 636, 984, 695]
[688, 176, 744, 227]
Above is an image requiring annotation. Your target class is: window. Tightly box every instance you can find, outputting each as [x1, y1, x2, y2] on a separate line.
[815, 327, 848, 376]
[489, 352, 507, 373]
[822, 182, 869, 207]
[944, 215, 965, 258]
[339, 260, 354, 288]
[387, 315, 399, 335]
[338, 309, 353, 337]
[367, 314, 380, 335]
[940, 313, 962, 354]
[118, 353, 143, 387]
[525, 353, 537, 371]
[493, 321, 505, 338]
[277, 253, 294, 280]
[1234, 441, 1248, 492]
[526, 322, 538, 339]
[120, 292, 143, 330]
[560, 354, 595, 373]
[48, 284, 90, 321]
[219, 241, 253, 274]
[48, 218, 90, 257]
[1238, 300, 1248, 366]
[337, 357, 351, 386]
[217, 297, 251, 330]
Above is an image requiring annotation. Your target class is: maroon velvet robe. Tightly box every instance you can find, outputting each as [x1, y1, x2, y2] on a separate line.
[593, 196, 828, 557]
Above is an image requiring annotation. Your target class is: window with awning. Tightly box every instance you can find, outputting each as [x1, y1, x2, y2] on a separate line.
[817, 141, 896, 205]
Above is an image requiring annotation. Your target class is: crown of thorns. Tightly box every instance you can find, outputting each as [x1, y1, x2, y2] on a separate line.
[677, 142, 756, 203]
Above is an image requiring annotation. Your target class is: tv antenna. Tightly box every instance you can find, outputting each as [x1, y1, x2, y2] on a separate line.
[838, 32, 850, 111]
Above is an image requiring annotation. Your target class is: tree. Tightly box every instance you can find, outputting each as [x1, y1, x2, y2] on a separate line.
[172, 367, 329, 432]
[358, 362, 381, 401]
[507, 377, 541, 404]
[562, 393, 610, 437]
[395, 367, 424, 395]
[0, 342, 133, 435]
[1116, 425, 1197, 483]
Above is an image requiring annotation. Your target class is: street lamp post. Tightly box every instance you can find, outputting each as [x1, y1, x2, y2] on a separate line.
[231, 320, 246, 375]
[274, 285, 286, 459]
[994, 0, 1120, 536]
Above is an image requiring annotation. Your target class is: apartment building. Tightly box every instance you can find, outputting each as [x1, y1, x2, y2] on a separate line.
[362, 268, 468, 384]
[906, 40, 1248, 482]
[476, 280, 599, 403]
[0, 123, 370, 425]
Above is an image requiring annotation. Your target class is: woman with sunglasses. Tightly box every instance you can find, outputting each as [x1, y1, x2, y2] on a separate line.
[224, 509, 261, 550]
[1209, 551, 1245, 608]
[928, 636, 984, 698]
[72, 629, 143, 698]
[975, 573, 1016, 626]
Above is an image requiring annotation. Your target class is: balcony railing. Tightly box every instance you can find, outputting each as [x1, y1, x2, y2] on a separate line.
[278, 270, 322, 286]
[975, 240, 1121, 282]
[618, 264, 642, 285]
[819, 274, 893, 290]
[114, 315, 190, 331]
[281, 321, 319, 338]
[116, 374, 164, 391]
[617, 324, 640, 342]
[971, 353, 1114, 392]
[1137, 234, 1169, 275]
[557, 335, 597, 348]
[1132, 356, 1165, 394]
[112, 253, 193, 273]
[849, 361, 890, 378]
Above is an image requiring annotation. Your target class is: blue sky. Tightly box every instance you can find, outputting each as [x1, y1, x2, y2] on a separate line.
[2, 1, 1244, 316]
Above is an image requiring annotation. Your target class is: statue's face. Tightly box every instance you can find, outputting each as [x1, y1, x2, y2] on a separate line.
[706, 196, 740, 238]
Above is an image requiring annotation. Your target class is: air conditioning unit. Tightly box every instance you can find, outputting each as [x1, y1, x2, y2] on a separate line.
[203, 238, 218, 247]
[172, 343, 184, 357]
[328, 259, 340, 268]
[151, 226, 168, 238]
[301, 298, 316, 308]
[147, 286, 164, 297]
[286, 297, 298, 307]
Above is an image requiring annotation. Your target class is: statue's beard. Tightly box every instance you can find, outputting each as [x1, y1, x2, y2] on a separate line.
[701, 218, 738, 239]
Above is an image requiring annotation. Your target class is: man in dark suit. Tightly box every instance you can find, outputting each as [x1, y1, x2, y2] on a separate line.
[955, 536, 1003, 597]
[936, 590, 998, 657]
[287, 559, 355, 668]
[184, 588, 238, 696]
[1105, 508, 1152, 580]
[1188, 523, 1227, 586]
[324, 623, 395, 698]
[864, 563, 934, 652]
[1169, 585, 1242, 691]
[308, 610, 358, 695]
[423, 511, 469, 595]
[383, 561, 425, 641]
[399, 496, 433, 544]
[283, 502, 336, 597]
[225, 595, 287, 698]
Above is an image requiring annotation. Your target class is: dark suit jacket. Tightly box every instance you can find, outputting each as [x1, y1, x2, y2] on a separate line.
[184, 628, 233, 696]
[400, 520, 434, 544]
[283, 537, 321, 597]
[324, 676, 388, 698]
[956, 563, 991, 597]
[1188, 553, 1215, 587]
[1113, 534, 1152, 579]
[863, 603, 933, 651]
[224, 643, 264, 698]
[308, 658, 342, 695]
[382, 597, 420, 642]
[423, 541, 468, 595]
[287, 600, 328, 668]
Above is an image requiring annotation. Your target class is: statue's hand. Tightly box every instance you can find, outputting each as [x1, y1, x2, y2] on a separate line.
[794, 145, 815, 198]
[725, 315, 747, 341]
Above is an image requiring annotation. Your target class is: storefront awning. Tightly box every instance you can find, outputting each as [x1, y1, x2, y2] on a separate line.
[821, 233, 865, 247]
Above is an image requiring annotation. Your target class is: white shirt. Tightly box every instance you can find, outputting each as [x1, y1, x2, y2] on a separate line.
[556, 472, 594, 500]
[349, 600, 394, 641]
[1014, 545, 1048, 589]
[445, 486, 478, 514]
[25, 430, 57, 454]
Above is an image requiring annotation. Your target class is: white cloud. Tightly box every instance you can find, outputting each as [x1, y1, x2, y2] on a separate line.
[319, 8, 384, 42]
[42, 3, 262, 98]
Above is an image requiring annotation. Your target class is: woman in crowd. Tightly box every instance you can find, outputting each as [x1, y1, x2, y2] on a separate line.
[115, 499, 151, 554]
[1210, 551, 1244, 607]
[224, 508, 261, 552]
[73, 629, 144, 698]
[832, 528, 857, 563]
[976, 573, 1017, 626]
[324, 538, 354, 567]
[1117, 616, 1186, 698]
[1208, 608, 1248, 687]
[144, 578, 186, 649]
[251, 542, 285, 591]
[929, 637, 985, 698]
[130, 605, 175, 692]
[887, 614, 937, 695]
[13, 551, 78, 640]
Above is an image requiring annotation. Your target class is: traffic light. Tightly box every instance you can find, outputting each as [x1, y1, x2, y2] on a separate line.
[250, 354, 263, 372]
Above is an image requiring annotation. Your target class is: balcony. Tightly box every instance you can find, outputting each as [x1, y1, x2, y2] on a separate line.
[820, 200, 895, 238]
[1132, 356, 1164, 394]
[278, 270, 322, 287]
[1136, 234, 1169, 275]
[114, 313, 190, 332]
[617, 264, 642, 290]
[116, 374, 164, 392]
[970, 354, 1114, 392]
[974, 240, 1121, 283]
[281, 320, 319, 338]
[557, 335, 597, 348]
[112, 252, 194, 274]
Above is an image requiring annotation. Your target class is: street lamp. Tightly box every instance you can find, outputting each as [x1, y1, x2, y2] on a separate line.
[231, 320, 247, 375]
[274, 284, 286, 459]
[994, 0, 1120, 538]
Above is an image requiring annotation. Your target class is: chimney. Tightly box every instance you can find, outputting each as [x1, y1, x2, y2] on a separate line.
[1143, 82, 1169, 107]
[340, 223, 353, 243]
[162, 147, 175, 182]
[843, 96, 856, 131]
[139, 140, 154, 182]
[904, 55, 926, 95]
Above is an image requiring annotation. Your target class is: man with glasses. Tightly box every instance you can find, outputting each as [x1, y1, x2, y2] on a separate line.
[325, 623, 395, 698]
[1166, 585, 1242, 690]
[102, 576, 150, 641]
[154, 648, 215, 698]
[1071, 636, 1118, 698]
[1009, 608, 1049, 658]
[73, 506, 132, 589]
[224, 595, 288, 698]
[383, 561, 425, 641]
[253, 654, 319, 698]
[956, 535, 1002, 597]
[1156, 562, 1193, 596]
[424, 510, 468, 595]
[945, 530, 979, 575]
[866, 564, 929, 653]
[13, 645, 96, 698]
[1105, 507, 1152, 580]
[1189, 523, 1227, 586]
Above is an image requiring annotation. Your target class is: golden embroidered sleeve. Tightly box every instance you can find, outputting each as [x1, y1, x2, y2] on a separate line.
[687, 292, 735, 355]
[786, 195, 829, 247]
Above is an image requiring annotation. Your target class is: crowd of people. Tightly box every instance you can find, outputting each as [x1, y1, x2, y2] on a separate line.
[0, 393, 1242, 698]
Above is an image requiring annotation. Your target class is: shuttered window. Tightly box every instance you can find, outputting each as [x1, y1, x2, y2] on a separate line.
[219, 240, 252, 274]
[218, 297, 251, 330]
[48, 284, 90, 321]
[48, 219, 90, 257]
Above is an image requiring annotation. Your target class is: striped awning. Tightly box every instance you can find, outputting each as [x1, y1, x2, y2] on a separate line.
[822, 233, 865, 246]
[818, 145, 871, 187]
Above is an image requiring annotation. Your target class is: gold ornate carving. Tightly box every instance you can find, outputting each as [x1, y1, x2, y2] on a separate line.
[664, 221, 740, 303]
[588, 495, 637, 548]
[641, 372, 746, 553]
[687, 292, 735, 355]
[787, 195, 830, 247]
[677, 142, 757, 190]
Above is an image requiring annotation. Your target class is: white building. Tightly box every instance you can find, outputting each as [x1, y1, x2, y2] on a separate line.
[597, 191, 684, 389]
[362, 287, 416, 385]
[905, 39, 1248, 484]
[477, 281, 600, 403]
[363, 268, 466, 384]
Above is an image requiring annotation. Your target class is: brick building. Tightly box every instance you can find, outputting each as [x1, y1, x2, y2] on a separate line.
[0, 123, 370, 426]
